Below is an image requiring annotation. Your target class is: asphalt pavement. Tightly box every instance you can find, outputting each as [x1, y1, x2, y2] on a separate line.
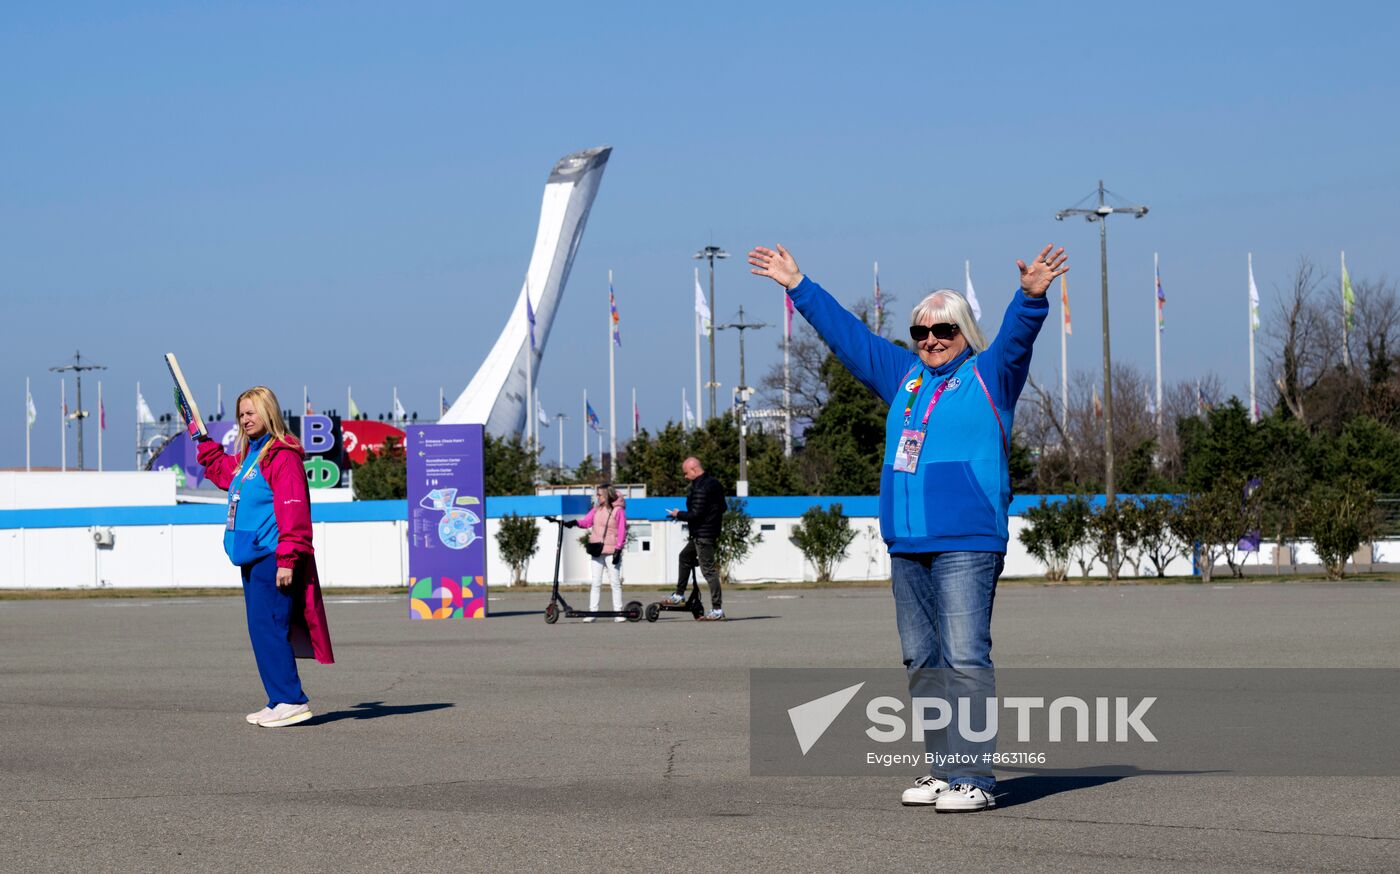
[2, 582, 1398, 873]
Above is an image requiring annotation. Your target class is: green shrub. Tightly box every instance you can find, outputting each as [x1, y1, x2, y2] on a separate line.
[496, 513, 540, 586]
[791, 503, 857, 582]
[1301, 481, 1379, 580]
[717, 498, 763, 584]
[1018, 496, 1091, 581]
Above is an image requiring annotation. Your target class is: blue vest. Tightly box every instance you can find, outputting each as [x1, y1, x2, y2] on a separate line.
[878, 355, 1010, 554]
[223, 435, 280, 566]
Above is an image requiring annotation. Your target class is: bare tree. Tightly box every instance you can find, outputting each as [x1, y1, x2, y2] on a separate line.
[758, 293, 896, 434]
[1263, 258, 1334, 426]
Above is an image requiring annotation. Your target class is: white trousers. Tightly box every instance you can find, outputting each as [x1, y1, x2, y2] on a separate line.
[589, 555, 622, 612]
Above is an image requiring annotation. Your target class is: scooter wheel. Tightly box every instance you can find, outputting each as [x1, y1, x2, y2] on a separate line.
[544, 602, 560, 624]
[624, 600, 644, 623]
[645, 603, 661, 623]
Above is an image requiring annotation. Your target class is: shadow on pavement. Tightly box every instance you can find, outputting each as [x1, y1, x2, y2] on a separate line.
[993, 765, 1224, 808]
[306, 700, 454, 725]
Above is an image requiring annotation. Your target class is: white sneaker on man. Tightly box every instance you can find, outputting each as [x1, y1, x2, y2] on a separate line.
[582, 617, 596, 623]
[257, 702, 312, 728]
[664, 593, 685, 605]
[934, 783, 996, 812]
[901, 776, 950, 806]
[245, 707, 273, 725]
[701, 608, 725, 621]
[614, 616, 627, 623]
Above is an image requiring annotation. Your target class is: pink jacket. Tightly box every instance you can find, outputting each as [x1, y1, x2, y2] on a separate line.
[579, 497, 627, 555]
[198, 435, 335, 665]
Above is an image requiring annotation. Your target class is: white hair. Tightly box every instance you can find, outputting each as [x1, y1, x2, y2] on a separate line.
[910, 289, 987, 352]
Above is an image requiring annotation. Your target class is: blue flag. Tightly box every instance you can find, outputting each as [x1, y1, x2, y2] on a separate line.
[586, 401, 601, 432]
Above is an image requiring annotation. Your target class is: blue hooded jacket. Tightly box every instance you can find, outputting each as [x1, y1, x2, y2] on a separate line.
[788, 276, 1047, 553]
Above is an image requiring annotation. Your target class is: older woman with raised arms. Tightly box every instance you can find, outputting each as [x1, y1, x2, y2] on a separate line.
[749, 242, 1067, 812]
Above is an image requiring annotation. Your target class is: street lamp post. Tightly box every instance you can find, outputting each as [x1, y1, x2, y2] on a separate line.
[50, 350, 106, 471]
[694, 246, 728, 420]
[717, 305, 766, 497]
[1056, 180, 1148, 506]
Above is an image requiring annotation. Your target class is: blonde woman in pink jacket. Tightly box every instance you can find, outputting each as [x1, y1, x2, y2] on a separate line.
[565, 484, 627, 622]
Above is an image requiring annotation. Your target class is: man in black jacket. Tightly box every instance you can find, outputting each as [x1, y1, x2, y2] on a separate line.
[666, 456, 727, 620]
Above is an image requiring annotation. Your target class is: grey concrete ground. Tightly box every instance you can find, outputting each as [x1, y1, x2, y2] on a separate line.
[2, 582, 1398, 873]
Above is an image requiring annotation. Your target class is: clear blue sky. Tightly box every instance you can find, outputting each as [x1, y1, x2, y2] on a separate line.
[5, 1, 1398, 469]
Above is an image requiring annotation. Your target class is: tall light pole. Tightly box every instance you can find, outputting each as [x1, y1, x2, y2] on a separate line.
[717, 305, 766, 497]
[694, 245, 728, 420]
[1056, 180, 1148, 505]
[50, 350, 106, 471]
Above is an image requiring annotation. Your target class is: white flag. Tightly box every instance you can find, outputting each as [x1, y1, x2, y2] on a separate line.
[694, 268, 712, 336]
[537, 396, 549, 427]
[26, 388, 37, 430]
[136, 390, 156, 425]
[1248, 254, 1261, 331]
[965, 260, 982, 322]
[684, 396, 696, 427]
[392, 395, 407, 422]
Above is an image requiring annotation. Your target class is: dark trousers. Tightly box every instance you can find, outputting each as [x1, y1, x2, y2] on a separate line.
[677, 538, 722, 609]
[241, 553, 307, 707]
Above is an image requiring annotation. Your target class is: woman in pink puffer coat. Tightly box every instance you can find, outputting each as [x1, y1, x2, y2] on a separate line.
[566, 484, 627, 622]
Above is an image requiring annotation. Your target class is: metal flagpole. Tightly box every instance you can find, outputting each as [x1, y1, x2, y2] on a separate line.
[302, 386, 308, 442]
[347, 386, 352, 422]
[60, 378, 67, 472]
[873, 261, 881, 334]
[217, 384, 222, 421]
[1341, 251, 1351, 372]
[1154, 253, 1163, 441]
[557, 413, 567, 470]
[608, 270, 616, 478]
[682, 387, 687, 430]
[98, 380, 103, 472]
[581, 390, 587, 462]
[438, 387, 444, 422]
[1061, 276, 1069, 435]
[1249, 253, 1258, 423]
[26, 377, 31, 472]
[694, 268, 703, 425]
[783, 285, 792, 457]
[526, 321, 534, 449]
[631, 386, 637, 440]
[134, 382, 140, 471]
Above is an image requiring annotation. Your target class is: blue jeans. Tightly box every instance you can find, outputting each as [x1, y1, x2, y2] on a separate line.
[241, 553, 308, 708]
[890, 551, 1002, 791]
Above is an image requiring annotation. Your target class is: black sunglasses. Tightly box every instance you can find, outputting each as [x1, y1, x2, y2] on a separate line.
[909, 323, 960, 342]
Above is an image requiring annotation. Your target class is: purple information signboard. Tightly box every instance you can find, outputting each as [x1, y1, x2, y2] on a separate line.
[406, 424, 487, 620]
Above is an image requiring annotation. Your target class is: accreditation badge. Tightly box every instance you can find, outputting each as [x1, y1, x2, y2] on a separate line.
[892, 429, 925, 474]
[226, 494, 239, 531]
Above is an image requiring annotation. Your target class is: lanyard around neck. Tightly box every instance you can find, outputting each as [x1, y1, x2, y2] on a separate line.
[901, 363, 960, 431]
[230, 448, 263, 500]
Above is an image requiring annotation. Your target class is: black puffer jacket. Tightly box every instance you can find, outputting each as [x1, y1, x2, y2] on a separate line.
[676, 472, 726, 540]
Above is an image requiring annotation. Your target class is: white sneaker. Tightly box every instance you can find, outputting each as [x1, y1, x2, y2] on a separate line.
[257, 702, 312, 728]
[934, 783, 996, 813]
[582, 617, 596, 623]
[664, 593, 685, 605]
[245, 706, 273, 725]
[702, 608, 725, 621]
[901, 776, 950, 806]
[614, 616, 627, 623]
